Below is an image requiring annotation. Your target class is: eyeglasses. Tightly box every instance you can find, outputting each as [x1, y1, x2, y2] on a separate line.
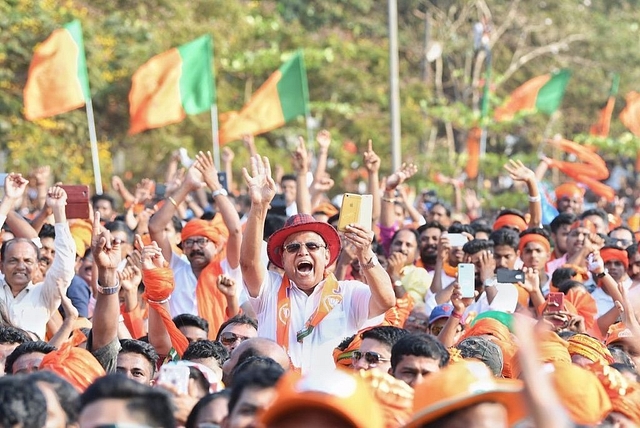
[430, 325, 444, 336]
[283, 242, 326, 254]
[219, 331, 250, 346]
[352, 351, 390, 366]
[183, 238, 211, 248]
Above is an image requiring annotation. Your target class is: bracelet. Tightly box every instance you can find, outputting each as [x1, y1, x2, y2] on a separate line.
[211, 188, 229, 198]
[360, 255, 379, 270]
[451, 312, 463, 321]
[528, 195, 541, 203]
[97, 280, 120, 295]
[167, 196, 178, 208]
[382, 197, 395, 203]
[148, 296, 171, 304]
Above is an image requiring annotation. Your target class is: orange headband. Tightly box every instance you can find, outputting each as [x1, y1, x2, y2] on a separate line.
[570, 219, 597, 234]
[601, 248, 629, 269]
[518, 233, 551, 254]
[556, 182, 584, 199]
[493, 214, 527, 232]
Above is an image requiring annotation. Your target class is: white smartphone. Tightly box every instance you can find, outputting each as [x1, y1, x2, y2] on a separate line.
[448, 233, 469, 248]
[157, 364, 190, 395]
[458, 263, 476, 298]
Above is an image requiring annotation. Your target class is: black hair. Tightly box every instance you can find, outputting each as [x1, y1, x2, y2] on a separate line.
[519, 227, 551, 241]
[173, 313, 210, 334]
[38, 223, 56, 240]
[104, 220, 134, 244]
[489, 228, 520, 250]
[390, 228, 419, 247]
[360, 326, 409, 349]
[556, 280, 585, 294]
[462, 239, 494, 255]
[430, 201, 452, 218]
[608, 347, 637, 370]
[448, 222, 474, 235]
[5, 341, 55, 374]
[185, 390, 232, 428]
[627, 243, 639, 261]
[188, 366, 211, 397]
[119, 339, 160, 376]
[0, 237, 41, 262]
[91, 193, 116, 210]
[551, 267, 578, 289]
[280, 174, 297, 183]
[495, 208, 526, 222]
[470, 219, 493, 237]
[558, 330, 577, 340]
[0, 325, 32, 345]
[200, 211, 216, 221]
[549, 212, 578, 233]
[417, 221, 446, 235]
[336, 334, 357, 351]
[390, 333, 450, 371]
[183, 340, 230, 366]
[215, 314, 257, 341]
[0, 375, 47, 428]
[29, 370, 81, 425]
[610, 225, 636, 243]
[227, 359, 284, 415]
[579, 208, 608, 224]
[263, 212, 288, 242]
[81, 374, 175, 427]
[171, 215, 184, 233]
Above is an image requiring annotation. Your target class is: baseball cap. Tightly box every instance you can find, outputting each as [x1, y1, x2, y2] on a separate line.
[429, 303, 454, 325]
[260, 369, 384, 428]
[456, 337, 504, 377]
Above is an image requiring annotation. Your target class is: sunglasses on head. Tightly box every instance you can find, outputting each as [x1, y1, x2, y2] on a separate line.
[352, 350, 390, 366]
[219, 331, 250, 346]
[283, 242, 326, 254]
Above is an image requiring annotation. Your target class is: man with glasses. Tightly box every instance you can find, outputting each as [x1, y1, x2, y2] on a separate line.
[240, 155, 395, 374]
[216, 314, 258, 353]
[352, 326, 408, 373]
[149, 152, 244, 336]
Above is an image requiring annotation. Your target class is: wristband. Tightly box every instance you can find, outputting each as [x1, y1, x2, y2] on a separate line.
[167, 197, 178, 208]
[594, 269, 608, 279]
[361, 255, 379, 270]
[97, 280, 120, 295]
[212, 188, 228, 198]
[528, 195, 541, 203]
[382, 197, 395, 203]
[451, 312, 463, 321]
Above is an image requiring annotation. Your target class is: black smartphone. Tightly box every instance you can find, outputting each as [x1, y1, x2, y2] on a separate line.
[217, 172, 228, 192]
[155, 183, 166, 198]
[496, 268, 525, 284]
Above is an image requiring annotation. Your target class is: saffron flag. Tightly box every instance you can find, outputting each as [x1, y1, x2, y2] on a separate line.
[589, 74, 619, 137]
[23, 20, 90, 121]
[494, 69, 571, 122]
[465, 127, 481, 179]
[219, 51, 309, 144]
[619, 91, 640, 137]
[128, 35, 214, 135]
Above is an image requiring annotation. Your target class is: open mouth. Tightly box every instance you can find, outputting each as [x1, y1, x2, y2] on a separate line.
[297, 261, 313, 273]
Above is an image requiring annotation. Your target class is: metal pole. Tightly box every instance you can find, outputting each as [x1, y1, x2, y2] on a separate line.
[388, 0, 401, 171]
[85, 98, 103, 195]
[210, 105, 221, 171]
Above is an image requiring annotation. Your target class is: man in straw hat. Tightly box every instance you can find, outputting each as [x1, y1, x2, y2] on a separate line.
[240, 155, 395, 374]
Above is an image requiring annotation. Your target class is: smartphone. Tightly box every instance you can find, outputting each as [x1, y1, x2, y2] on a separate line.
[217, 172, 228, 192]
[155, 183, 166, 198]
[497, 268, 525, 284]
[458, 263, 476, 298]
[546, 292, 564, 313]
[60, 185, 90, 219]
[0, 173, 8, 187]
[448, 233, 469, 248]
[157, 364, 190, 395]
[337, 193, 373, 232]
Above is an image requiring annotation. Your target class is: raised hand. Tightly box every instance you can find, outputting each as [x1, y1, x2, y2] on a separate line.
[136, 235, 166, 270]
[291, 136, 309, 172]
[221, 146, 235, 164]
[3, 173, 28, 200]
[477, 250, 496, 282]
[518, 267, 540, 294]
[343, 223, 375, 261]
[385, 163, 418, 191]
[217, 274, 237, 297]
[32, 166, 51, 187]
[504, 159, 535, 183]
[363, 140, 380, 173]
[311, 174, 334, 194]
[316, 129, 331, 151]
[135, 178, 154, 203]
[111, 175, 125, 193]
[91, 211, 122, 270]
[242, 155, 277, 207]
[183, 164, 205, 192]
[119, 261, 142, 293]
[463, 189, 482, 212]
[45, 185, 68, 210]
[194, 151, 221, 190]
[386, 252, 407, 281]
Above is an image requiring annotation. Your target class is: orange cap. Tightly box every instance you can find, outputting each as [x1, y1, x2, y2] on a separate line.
[537, 330, 571, 364]
[549, 362, 613, 425]
[406, 360, 526, 427]
[567, 334, 615, 365]
[260, 369, 385, 428]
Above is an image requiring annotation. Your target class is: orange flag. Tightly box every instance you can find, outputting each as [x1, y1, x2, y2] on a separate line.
[589, 75, 619, 138]
[465, 127, 481, 179]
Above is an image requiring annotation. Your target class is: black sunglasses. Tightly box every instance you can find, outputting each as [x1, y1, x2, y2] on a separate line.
[219, 331, 250, 346]
[283, 242, 326, 254]
[352, 350, 390, 366]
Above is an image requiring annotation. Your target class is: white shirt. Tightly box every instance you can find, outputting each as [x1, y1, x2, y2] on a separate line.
[0, 223, 76, 339]
[168, 252, 246, 317]
[248, 271, 377, 374]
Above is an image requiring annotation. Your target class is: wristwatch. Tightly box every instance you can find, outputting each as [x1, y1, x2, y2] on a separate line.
[97, 280, 120, 295]
[211, 188, 228, 198]
[594, 269, 608, 279]
[483, 278, 498, 288]
[360, 255, 379, 270]
[393, 280, 403, 288]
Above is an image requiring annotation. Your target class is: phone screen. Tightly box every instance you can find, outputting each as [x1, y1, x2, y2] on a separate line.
[448, 233, 468, 248]
[458, 263, 475, 298]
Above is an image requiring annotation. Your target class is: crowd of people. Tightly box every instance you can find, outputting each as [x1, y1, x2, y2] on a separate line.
[0, 132, 639, 428]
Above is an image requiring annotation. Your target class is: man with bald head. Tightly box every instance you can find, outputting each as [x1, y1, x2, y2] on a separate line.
[222, 337, 289, 385]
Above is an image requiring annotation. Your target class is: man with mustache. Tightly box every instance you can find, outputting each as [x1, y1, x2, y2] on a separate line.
[240, 155, 395, 374]
[149, 151, 243, 337]
[417, 222, 445, 273]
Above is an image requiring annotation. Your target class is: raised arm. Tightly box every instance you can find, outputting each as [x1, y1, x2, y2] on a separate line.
[380, 163, 418, 228]
[240, 155, 277, 297]
[221, 147, 236, 194]
[292, 137, 312, 215]
[194, 151, 242, 268]
[312, 130, 331, 184]
[362, 140, 381, 222]
[504, 160, 542, 228]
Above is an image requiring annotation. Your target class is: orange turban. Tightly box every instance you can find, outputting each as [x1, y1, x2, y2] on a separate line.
[536, 330, 571, 364]
[357, 369, 415, 428]
[333, 334, 362, 368]
[549, 362, 612, 425]
[518, 233, 551, 254]
[567, 334, 615, 365]
[601, 247, 629, 269]
[555, 182, 584, 200]
[565, 288, 597, 334]
[589, 361, 640, 426]
[570, 219, 597, 234]
[181, 216, 229, 246]
[458, 318, 519, 378]
[39, 331, 105, 392]
[493, 214, 528, 232]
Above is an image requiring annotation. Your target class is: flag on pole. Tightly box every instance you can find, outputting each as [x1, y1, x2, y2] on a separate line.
[219, 51, 309, 144]
[23, 20, 90, 121]
[128, 35, 214, 135]
[589, 74, 619, 137]
[494, 69, 571, 122]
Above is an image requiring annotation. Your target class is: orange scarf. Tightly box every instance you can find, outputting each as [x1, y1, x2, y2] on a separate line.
[121, 304, 147, 340]
[143, 266, 189, 356]
[276, 273, 343, 365]
[443, 260, 457, 278]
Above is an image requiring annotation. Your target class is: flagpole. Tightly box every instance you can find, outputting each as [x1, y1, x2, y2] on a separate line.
[85, 98, 103, 195]
[211, 105, 221, 171]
